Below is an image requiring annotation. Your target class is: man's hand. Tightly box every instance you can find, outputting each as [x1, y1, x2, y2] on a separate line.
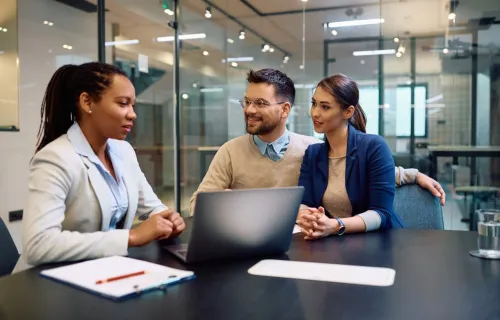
[416, 173, 446, 206]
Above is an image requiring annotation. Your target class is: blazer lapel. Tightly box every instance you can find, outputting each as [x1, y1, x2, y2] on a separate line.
[316, 143, 330, 205]
[122, 164, 138, 229]
[345, 124, 358, 183]
[82, 157, 113, 231]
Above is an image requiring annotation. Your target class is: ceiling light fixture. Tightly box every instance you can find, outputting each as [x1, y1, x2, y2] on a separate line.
[227, 38, 234, 43]
[331, 30, 338, 36]
[156, 33, 206, 42]
[164, 9, 174, 15]
[203, 51, 209, 56]
[261, 44, 270, 52]
[105, 39, 140, 46]
[231, 62, 238, 67]
[448, 12, 456, 20]
[394, 37, 400, 43]
[239, 30, 245, 40]
[62, 44, 73, 50]
[225, 57, 254, 62]
[182, 93, 189, 99]
[396, 52, 402, 58]
[205, 7, 212, 19]
[200, 87, 224, 93]
[328, 18, 385, 28]
[352, 49, 396, 56]
[269, 47, 275, 53]
[443, 48, 449, 54]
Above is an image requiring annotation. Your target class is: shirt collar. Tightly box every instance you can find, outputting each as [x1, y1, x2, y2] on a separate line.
[253, 130, 289, 155]
[67, 122, 124, 176]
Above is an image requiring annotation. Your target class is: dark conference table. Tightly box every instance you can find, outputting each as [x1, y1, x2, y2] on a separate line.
[0, 227, 499, 320]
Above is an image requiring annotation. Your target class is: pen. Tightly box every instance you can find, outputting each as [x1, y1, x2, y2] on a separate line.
[96, 271, 146, 284]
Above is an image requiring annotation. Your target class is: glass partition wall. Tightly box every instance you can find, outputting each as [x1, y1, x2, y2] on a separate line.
[9, 0, 498, 228]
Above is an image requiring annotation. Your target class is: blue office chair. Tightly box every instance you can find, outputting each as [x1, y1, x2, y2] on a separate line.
[0, 218, 19, 276]
[394, 184, 444, 229]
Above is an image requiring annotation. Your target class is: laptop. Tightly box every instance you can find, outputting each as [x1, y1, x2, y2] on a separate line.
[164, 186, 304, 263]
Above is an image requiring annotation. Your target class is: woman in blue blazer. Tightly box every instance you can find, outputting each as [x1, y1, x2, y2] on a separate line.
[296, 74, 406, 239]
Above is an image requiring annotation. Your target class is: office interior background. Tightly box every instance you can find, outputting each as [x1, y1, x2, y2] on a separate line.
[1, 0, 499, 249]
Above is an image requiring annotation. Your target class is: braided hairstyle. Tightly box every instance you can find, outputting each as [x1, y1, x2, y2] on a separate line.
[36, 62, 126, 152]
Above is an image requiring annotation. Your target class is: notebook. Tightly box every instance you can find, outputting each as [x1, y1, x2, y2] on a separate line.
[40, 256, 195, 301]
[248, 259, 395, 287]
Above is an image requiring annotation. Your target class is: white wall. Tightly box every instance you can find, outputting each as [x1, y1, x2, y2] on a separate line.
[0, 0, 98, 251]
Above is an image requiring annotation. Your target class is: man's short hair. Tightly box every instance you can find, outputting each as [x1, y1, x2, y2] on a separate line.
[246, 68, 295, 106]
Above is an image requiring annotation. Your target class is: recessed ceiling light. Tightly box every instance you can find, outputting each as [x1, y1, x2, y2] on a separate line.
[331, 30, 338, 36]
[443, 48, 449, 54]
[205, 7, 212, 19]
[394, 37, 400, 43]
[231, 62, 238, 67]
[182, 93, 189, 99]
[164, 9, 174, 15]
[396, 52, 402, 58]
[299, 65, 304, 69]
[269, 48, 275, 53]
[203, 51, 209, 56]
[227, 38, 234, 43]
[448, 12, 456, 20]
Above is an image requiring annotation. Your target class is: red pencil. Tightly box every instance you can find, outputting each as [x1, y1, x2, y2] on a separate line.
[95, 271, 146, 284]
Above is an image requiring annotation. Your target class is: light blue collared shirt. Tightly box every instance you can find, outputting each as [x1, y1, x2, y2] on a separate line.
[253, 130, 290, 161]
[67, 123, 129, 230]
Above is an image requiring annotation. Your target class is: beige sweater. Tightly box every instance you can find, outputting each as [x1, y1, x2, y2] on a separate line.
[189, 133, 419, 214]
[189, 133, 320, 214]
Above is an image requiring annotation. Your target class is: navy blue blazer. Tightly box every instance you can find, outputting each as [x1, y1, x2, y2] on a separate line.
[298, 125, 406, 229]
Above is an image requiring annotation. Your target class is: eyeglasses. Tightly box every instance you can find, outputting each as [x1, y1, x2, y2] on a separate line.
[239, 99, 286, 109]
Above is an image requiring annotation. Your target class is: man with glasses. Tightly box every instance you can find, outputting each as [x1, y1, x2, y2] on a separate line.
[189, 68, 445, 215]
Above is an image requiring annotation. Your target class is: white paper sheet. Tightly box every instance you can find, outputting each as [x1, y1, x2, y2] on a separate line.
[41, 256, 194, 299]
[248, 259, 395, 287]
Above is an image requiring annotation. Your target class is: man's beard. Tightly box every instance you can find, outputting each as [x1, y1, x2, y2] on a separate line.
[245, 116, 279, 136]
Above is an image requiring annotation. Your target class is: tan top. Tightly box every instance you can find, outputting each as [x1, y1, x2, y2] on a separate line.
[322, 156, 352, 218]
[189, 132, 321, 214]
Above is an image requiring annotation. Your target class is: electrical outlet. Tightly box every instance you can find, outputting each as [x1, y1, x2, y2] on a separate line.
[9, 209, 23, 222]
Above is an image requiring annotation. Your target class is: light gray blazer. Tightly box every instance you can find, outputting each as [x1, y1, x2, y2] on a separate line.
[13, 134, 167, 273]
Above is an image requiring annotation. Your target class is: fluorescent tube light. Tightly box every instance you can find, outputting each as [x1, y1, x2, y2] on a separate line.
[226, 57, 254, 62]
[156, 33, 206, 42]
[200, 88, 224, 93]
[328, 18, 385, 28]
[105, 39, 140, 46]
[352, 49, 396, 56]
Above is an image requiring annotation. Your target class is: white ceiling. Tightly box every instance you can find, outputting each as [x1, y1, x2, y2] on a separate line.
[100, 0, 500, 96]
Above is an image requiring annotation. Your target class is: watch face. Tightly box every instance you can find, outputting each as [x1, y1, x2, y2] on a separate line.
[338, 226, 346, 235]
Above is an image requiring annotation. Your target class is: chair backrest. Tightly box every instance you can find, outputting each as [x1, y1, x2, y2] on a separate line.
[394, 184, 444, 229]
[0, 218, 19, 276]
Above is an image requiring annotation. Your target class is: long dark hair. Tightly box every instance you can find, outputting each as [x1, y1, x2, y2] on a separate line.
[317, 73, 367, 133]
[36, 62, 126, 152]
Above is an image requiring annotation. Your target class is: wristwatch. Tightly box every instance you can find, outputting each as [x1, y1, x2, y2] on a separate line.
[335, 218, 345, 236]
